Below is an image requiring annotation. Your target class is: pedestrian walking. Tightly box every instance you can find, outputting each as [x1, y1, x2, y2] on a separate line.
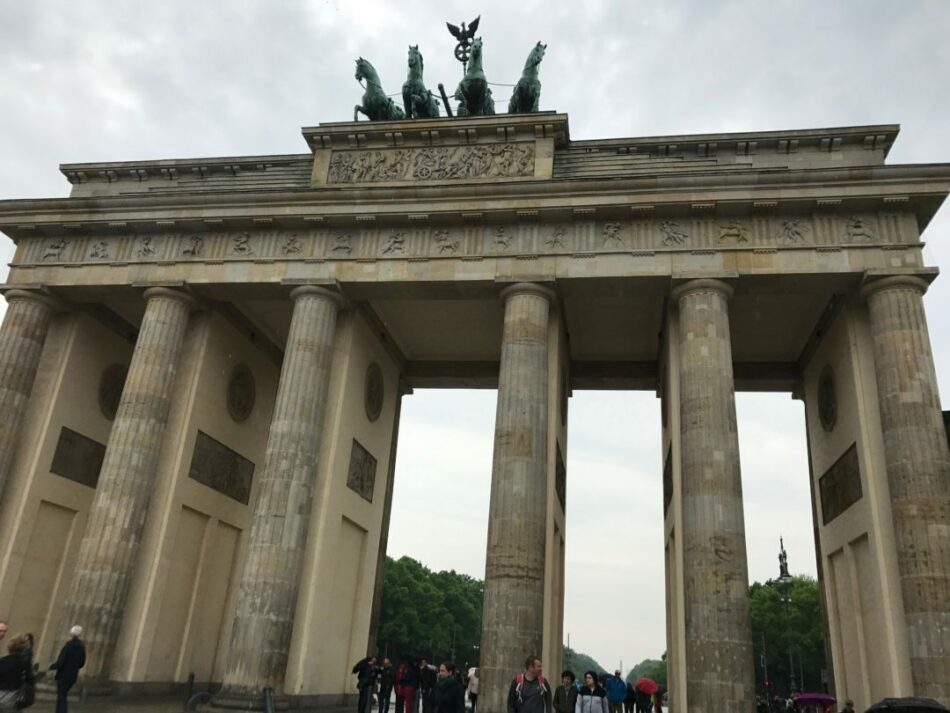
[395, 662, 408, 713]
[554, 671, 578, 713]
[420, 659, 438, 713]
[0, 634, 35, 710]
[635, 687, 650, 713]
[379, 657, 395, 713]
[48, 625, 85, 713]
[604, 671, 626, 713]
[353, 655, 378, 713]
[624, 682, 635, 713]
[506, 654, 552, 713]
[434, 662, 465, 713]
[401, 659, 420, 713]
[575, 671, 608, 713]
[466, 667, 479, 713]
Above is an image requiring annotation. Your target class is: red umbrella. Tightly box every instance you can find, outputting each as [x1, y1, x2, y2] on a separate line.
[635, 678, 659, 695]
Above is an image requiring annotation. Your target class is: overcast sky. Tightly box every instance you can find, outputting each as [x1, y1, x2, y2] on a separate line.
[1, 0, 949, 675]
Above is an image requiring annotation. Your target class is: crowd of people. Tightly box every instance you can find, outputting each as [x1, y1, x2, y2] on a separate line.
[352, 654, 666, 713]
[0, 619, 86, 712]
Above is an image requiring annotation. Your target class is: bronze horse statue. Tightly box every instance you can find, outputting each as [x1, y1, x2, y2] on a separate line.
[454, 38, 495, 116]
[508, 42, 546, 114]
[354, 57, 405, 121]
[402, 45, 440, 119]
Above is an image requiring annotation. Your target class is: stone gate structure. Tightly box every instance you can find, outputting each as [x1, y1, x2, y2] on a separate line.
[0, 113, 948, 711]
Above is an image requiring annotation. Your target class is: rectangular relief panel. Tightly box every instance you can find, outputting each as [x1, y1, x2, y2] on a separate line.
[346, 439, 377, 503]
[188, 430, 255, 504]
[8, 501, 76, 652]
[49, 427, 106, 488]
[819, 443, 862, 524]
[147, 506, 208, 682]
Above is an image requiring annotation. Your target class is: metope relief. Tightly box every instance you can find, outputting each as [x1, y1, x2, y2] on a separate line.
[346, 439, 378, 503]
[659, 220, 688, 246]
[777, 218, 808, 243]
[601, 222, 624, 247]
[326, 143, 536, 184]
[182, 235, 204, 257]
[719, 220, 749, 244]
[43, 238, 69, 261]
[432, 229, 460, 254]
[844, 215, 876, 243]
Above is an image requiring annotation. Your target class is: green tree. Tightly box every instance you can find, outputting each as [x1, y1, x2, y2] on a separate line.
[626, 654, 667, 688]
[563, 645, 608, 678]
[376, 556, 483, 665]
[749, 575, 827, 696]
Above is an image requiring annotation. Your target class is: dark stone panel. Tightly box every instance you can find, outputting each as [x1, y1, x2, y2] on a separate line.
[347, 439, 377, 502]
[819, 443, 862, 525]
[188, 430, 255, 504]
[50, 426, 106, 488]
[663, 445, 672, 516]
[555, 443, 566, 511]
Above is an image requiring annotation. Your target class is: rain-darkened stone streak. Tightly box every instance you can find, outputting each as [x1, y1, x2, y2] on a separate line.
[0, 290, 56, 503]
[480, 284, 552, 713]
[215, 286, 342, 707]
[864, 276, 950, 701]
[673, 279, 755, 713]
[59, 287, 195, 683]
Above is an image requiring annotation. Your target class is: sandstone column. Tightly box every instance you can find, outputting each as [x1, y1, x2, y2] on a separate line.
[61, 287, 196, 686]
[0, 289, 58, 501]
[214, 285, 344, 708]
[672, 279, 755, 712]
[862, 275, 950, 701]
[480, 282, 553, 713]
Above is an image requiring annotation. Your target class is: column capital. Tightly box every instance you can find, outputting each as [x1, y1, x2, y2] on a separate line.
[3, 288, 62, 312]
[289, 284, 347, 310]
[499, 281, 557, 304]
[142, 286, 198, 310]
[670, 278, 734, 304]
[860, 274, 930, 301]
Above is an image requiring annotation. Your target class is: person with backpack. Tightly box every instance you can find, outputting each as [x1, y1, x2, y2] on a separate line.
[507, 655, 552, 713]
[352, 654, 378, 713]
[575, 671, 609, 713]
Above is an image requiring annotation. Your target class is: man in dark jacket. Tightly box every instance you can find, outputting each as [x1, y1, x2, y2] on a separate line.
[378, 657, 395, 713]
[352, 655, 378, 713]
[420, 658, 438, 713]
[507, 655, 552, 713]
[604, 671, 626, 713]
[554, 671, 578, 713]
[49, 625, 86, 713]
[434, 662, 465, 713]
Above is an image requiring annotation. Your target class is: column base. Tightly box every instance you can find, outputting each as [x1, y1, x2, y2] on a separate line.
[35, 678, 112, 702]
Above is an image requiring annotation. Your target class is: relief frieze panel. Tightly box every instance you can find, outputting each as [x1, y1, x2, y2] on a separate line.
[15, 212, 914, 267]
[326, 142, 536, 184]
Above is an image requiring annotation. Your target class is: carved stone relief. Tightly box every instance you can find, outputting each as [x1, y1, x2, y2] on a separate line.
[433, 229, 459, 254]
[89, 240, 110, 259]
[602, 222, 624, 246]
[719, 220, 749, 243]
[188, 430, 255, 504]
[137, 236, 157, 258]
[98, 363, 128, 421]
[227, 364, 256, 423]
[50, 426, 106, 488]
[326, 143, 536, 184]
[365, 361, 384, 422]
[43, 238, 69, 261]
[659, 220, 688, 246]
[232, 232, 253, 256]
[844, 215, 875, 242]
[381, 232, 406, 255]
[332, 232, 353, 254]
[281, 233, 303, 255]
[182, 235, 204, 256]
[819, 443, 862, 524]
[777, 218, 808, 243]
[346, 439, 377, 502]
[494, 225, 512, 250]
[546, 228, 567, 249]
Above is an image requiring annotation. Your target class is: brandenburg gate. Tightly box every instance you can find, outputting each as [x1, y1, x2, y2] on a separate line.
[0, 112, 947, 711]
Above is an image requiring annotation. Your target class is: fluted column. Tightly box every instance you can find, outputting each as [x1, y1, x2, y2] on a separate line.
[214, 285, 344, 709]
[61, 287, 196, 685]
[480, 282, 553, 713]
[0, 289, 58, 501]
[862, 275, 950, 701]
[672, 279, 755, 713]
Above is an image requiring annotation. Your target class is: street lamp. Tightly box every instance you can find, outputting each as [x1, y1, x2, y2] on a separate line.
[777, 537, 797, 695]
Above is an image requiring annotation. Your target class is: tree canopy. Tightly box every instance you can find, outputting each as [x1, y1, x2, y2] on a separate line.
[626, 655, 667, 687]
[749, 575, 827, 696]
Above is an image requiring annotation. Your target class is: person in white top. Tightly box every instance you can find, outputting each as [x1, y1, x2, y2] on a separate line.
[466, 667, 479, 712]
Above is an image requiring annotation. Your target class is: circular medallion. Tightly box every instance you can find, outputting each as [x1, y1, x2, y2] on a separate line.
[98, 363, 128, 421]
[365, 362, 384, 422]
[227, 364, 256, 423]
[818, 366, 837, 432]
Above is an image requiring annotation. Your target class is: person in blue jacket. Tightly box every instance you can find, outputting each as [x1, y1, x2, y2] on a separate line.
[603, 670, 627, 713]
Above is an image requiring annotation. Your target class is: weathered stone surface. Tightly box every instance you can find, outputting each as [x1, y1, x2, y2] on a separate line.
[0, 290, 57, 502]
[59, 286, 196, 683]
[480, 282, 553, 713]
[672, 278, 755, 713]
[214, 285, 343, 708]
[188, 430, 255, 504]
[863, 275, 950, 701]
